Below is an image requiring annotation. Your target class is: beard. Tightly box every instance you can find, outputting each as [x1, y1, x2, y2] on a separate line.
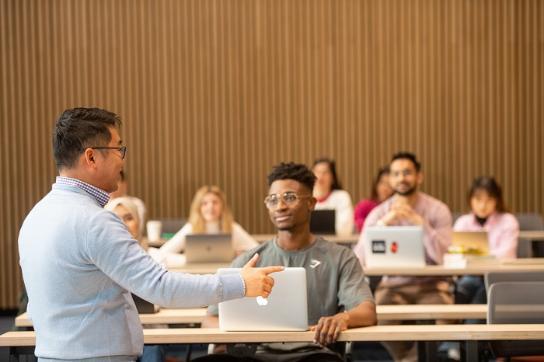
[394, 185, 417, 196]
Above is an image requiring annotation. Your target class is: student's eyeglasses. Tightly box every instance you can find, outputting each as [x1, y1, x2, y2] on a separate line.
[264, 192, 312, 209]
[91, 146, 127, 159]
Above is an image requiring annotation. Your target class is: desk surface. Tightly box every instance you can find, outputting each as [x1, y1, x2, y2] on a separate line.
[14, 304, 487, 327]
[169, 258, 544, 275]
[519, 230, 544, 240]
[3, 324, 544, 347]
[364, 258, 544, 276]
[149, 231, 544, 248]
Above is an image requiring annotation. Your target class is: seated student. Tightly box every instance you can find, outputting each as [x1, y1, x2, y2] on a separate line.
[199, 162, 376, 362]
[312, 158, 354, 236]
[160, 185, 258, 256]
[110, 170, 147, 233]
[454, 176, 519, 305]
[354, 166, 393, 232]
[353, 152, 452, 362]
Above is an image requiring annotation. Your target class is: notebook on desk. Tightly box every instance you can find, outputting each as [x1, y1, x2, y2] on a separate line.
[185, 233, 234, 263]
[310, 209, 336, 235]
[218, 267, 308, 331]
[363, 226, 426, 268]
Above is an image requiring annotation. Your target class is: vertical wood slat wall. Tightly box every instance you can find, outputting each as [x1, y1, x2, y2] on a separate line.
[0, 0, 542, 309]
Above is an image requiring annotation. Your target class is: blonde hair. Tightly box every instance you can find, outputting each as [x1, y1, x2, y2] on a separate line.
[105, 197, 146, 249]
[188, 185, 234, 234]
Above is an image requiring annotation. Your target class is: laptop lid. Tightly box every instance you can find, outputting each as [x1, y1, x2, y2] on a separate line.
[451, 231, 489, 255]
[218, 267, 308, 331]
[310, 209, 336, 235]
[363, 226, 426, 268]
[185, 234, 234, 263]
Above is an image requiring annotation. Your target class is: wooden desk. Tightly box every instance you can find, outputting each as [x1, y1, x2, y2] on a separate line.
[15, 308, 208, 328]
[377, 304, 486, 321]
[365, 258, 544, 276]
[3, 324, 544, 346]
[519, 231, 544, 241]
[14, 304, 487, 328]
[167, 258, 544, 276]
[150, 231, 543, 248]
[3, 324, 542, 362]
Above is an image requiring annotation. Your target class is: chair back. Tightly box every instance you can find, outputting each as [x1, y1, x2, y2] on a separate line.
[485, 271, 544, 293]
[515, 213, 544, 231]
[487, 281, 544, 324]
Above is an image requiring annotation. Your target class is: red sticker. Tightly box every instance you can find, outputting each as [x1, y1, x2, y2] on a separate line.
[390, 241, 398, 253]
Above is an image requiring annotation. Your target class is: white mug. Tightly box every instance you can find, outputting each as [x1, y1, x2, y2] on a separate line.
[146, 220, 162, 242]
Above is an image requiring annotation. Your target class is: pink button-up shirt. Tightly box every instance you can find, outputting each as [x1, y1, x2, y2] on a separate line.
[453, 212, 519, 259]
[353, 192, 452, 287]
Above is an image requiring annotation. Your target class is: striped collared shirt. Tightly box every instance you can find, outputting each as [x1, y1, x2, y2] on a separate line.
[55, 176, 110, 207]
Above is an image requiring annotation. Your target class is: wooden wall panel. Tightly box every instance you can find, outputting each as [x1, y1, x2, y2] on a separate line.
[0, 0, 542, 309]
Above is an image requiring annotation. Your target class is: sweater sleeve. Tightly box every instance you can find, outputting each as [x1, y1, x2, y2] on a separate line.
[86, 212, 244, 308]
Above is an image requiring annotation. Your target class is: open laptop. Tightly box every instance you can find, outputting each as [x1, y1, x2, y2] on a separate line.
[363, 226, 426, 268]
[451, 231, 489, 255]
[310, 209, 336, 235]
[218, 267, 308, 331]
[185, 234, 234, 263]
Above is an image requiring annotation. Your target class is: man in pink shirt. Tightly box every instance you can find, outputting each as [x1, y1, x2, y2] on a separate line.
[353, 152, 453, 362]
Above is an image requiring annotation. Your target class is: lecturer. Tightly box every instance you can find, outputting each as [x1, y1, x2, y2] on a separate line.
[18, 107, 281, 362]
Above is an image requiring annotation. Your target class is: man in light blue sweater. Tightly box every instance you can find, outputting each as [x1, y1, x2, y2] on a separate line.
[18, 108, 282, 361]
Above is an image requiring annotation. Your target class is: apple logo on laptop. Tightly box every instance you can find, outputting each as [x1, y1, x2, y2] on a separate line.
[256, 296, 268, 306]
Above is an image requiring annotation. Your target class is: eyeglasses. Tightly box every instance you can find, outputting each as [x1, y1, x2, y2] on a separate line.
[91, 146, 127, 159]
[264, 192, 312, 209]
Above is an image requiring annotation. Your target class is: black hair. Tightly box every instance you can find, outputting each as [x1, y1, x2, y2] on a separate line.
[370, 165, 390, 201]
[468, 176, 507, 213]
[390, 151, 421, 172]
[312, 157, 343, 190]
[267, 162, 317, 192]
[52, 107, 121, 170]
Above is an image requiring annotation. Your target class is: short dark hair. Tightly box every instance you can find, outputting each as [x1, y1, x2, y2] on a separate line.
[468, 176, 507, 213]
[312, 157, 343, 190]
[52, 107, 121, 170]
[370, 165, 390, 200]
[267, 162, 317, 192]
[390, 151, 421, 172]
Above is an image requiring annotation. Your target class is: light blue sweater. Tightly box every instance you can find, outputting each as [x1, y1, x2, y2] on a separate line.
[19, 183, 244, 360]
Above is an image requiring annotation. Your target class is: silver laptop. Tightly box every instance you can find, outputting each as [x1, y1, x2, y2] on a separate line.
[184, 234, 234, 263]
[218, 267, 308, 331]
[363, 226, 426, 268]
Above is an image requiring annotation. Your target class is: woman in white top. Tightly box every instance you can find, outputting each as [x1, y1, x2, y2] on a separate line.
[312, 158, 354, 236]
[160, 185, 258, 256]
